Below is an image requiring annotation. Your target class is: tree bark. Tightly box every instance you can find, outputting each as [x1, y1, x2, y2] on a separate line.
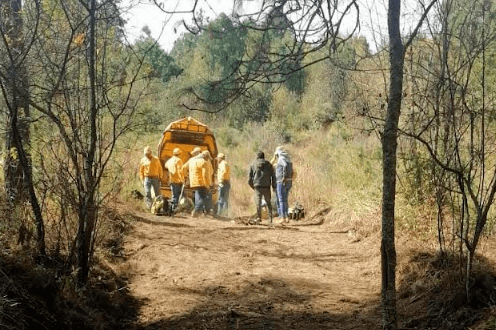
[77, 0, 98, 286]
[3, 0, 26, 205]
[1, 0, 45, 255]
[381, 0, 404, 329]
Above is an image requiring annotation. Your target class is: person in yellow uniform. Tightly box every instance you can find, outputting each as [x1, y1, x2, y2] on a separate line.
[182, 146, 202, 185]
[139, 146, 163, 209]
[188, 150, 209, 217]
[164, 148, 184, 212]
[201, 150, 214, 215]
[216, 153, 230, 216]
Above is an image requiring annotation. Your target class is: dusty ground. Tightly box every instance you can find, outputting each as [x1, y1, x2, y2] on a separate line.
[118, 209, 385, 330]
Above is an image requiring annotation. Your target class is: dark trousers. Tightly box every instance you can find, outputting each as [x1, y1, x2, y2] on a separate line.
[170, 183, 182, 210]
[254, 186, 273, 222]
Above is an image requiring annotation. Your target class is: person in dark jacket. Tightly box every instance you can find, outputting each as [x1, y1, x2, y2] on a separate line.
[248, 151, 276, 225]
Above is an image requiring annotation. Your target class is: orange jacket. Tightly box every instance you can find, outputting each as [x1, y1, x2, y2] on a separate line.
[205, 159, 213, 187]
[164, 155, 184, 184]
[217, 159, 230, 183]
[188, 156, 208, 188]
[139, 155, 163, 181]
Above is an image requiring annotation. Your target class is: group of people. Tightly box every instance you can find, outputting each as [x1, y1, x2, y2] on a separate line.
[138, 146, 230, 217]
[138, 144, 293, 226]
[248, 146, 293, 226]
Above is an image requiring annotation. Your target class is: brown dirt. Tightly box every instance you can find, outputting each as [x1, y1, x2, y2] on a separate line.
[117, 208, 384, 330]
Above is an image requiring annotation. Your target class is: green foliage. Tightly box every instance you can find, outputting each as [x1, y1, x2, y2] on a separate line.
[134, 37, 183, 84]
[214, 126, 243, 148]
[224, 85, 271, 128]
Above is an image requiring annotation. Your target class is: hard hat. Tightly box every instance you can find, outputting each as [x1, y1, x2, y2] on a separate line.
[201, 150, 211, 159]
[144, 146, 152, 155]
[191, 147, 202, 156]
[173, 148, 182, 156]
[217, 153, 225, 159]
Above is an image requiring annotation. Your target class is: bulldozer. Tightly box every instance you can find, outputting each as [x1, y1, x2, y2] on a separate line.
[157, 117, 219, 210]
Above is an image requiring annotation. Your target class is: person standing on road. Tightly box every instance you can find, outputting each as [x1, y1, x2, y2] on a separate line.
[248, 151, 276, 226]
[188, 150, 209, 217]
[275, 147, 293, 223]
[270, 146, 283, 216]
[201, 150, 214, 215]
[216, 153, 230, 216]
[164, 148, 184, 212]
[139, 146, 164, 209]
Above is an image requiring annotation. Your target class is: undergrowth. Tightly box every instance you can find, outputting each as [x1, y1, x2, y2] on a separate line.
[397, 250, 496, 330]
[0, 196, 138, 330]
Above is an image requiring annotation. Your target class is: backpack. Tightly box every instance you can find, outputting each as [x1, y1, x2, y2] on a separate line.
[151, 195, 171, 216]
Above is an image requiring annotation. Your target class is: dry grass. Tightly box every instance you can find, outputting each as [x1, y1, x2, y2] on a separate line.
[0, 197, 138, 330]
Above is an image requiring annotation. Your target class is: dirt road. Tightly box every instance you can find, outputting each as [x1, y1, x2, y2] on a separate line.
[121, 211, 383, 329]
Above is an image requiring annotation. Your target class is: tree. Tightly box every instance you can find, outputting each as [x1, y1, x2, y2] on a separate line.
[0, 0, 45, 255]
[134, 34, 183, 84]
[398, 0, 496, 301]
[2, 0, 149, 285]
[372, 1, 438, 327]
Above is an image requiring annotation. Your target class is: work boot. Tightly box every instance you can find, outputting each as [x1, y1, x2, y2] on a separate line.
[284, 217, 289, 223]
[191, 210, 199, 218]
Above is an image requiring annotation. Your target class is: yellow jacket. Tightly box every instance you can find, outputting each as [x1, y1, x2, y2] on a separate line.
[164, 155, 184, 184]
[205, 160, 213, 187]
[181, 157, 195, 180]
[217, 159, 230, 183]
[139, 155, 163, 181]
[188, 156, 208, 188]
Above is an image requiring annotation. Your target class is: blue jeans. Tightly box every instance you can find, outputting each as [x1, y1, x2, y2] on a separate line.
[170, 183, 182, 210]
[276, 182, 292, 218]
[144, 177, 161, 209]
[194, 187, 208, 213]
[216, 181, 231, 215]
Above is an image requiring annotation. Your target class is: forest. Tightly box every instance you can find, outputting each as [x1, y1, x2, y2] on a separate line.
[2, 0, 496, 329]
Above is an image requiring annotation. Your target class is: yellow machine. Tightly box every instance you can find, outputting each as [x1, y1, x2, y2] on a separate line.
[157, 117, 218, 202]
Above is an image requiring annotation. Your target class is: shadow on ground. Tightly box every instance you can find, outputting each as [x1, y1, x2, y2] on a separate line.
[0, 251, 141, 330]
[134, 275, 383, 330]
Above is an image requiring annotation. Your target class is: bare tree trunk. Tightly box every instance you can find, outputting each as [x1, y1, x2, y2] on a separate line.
[1, 0, 45, 255]
[11, 113, 45, 255]
[381, 0, 404, 329]
[2, 0, 25, 205]
[77, 0, 98, 286]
